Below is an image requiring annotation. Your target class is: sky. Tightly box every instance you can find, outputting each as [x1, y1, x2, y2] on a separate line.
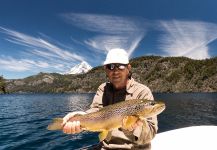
[0, 0, 217, 79]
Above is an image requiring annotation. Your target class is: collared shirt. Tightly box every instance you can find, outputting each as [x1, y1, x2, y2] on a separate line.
[86, 78, 158, 150]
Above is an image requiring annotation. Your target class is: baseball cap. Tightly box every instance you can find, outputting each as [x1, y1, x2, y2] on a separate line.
[103, 48, 129, 65]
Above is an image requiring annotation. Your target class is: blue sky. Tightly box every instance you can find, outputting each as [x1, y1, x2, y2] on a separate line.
[1, 0, 217, 79]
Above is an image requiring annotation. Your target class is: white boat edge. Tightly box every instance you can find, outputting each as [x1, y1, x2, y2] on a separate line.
[152, 125, 217, 150]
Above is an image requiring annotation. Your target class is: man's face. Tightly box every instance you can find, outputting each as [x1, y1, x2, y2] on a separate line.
[104, 63, 131, 89]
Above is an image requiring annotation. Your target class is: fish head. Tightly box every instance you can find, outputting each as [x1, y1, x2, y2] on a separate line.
[136, 100, 166, 118]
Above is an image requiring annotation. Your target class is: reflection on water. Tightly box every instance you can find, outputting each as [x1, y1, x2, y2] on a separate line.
[0, 93, 217, 149]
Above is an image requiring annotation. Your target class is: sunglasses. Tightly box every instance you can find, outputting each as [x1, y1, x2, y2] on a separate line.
[105, 64, 127, 70]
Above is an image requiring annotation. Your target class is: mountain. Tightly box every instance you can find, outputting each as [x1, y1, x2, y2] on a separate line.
[65, 61, 92, 74]
[5, 56, 217, 93]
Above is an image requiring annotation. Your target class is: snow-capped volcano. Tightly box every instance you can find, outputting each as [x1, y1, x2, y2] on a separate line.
[66, 61, 92, 74]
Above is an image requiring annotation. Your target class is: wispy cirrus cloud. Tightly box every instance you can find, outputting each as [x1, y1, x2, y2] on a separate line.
[0, 27, 84, 62]
[0, 27, 85, 72]
[158, 20, 217, 59]
[61, 13, 147, 56]
[0, 55, 50, 71]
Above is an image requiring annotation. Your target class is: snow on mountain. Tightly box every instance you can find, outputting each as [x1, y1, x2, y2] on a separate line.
[66, 61, 92, 75]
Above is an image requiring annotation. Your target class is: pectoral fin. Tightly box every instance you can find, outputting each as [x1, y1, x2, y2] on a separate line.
[99, 130, 109, 141]
[122, 116, 138, 130]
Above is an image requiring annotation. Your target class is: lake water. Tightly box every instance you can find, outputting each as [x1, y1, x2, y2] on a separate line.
[0, 93, 217, 150]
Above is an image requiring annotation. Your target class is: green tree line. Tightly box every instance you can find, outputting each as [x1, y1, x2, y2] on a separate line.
[0, 76, 6, 94]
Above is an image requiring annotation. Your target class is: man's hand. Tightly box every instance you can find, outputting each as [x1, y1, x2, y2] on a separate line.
[62, 111, 86, 134]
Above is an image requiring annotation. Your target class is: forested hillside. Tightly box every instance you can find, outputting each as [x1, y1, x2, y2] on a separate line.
[5, 56, 217, 93]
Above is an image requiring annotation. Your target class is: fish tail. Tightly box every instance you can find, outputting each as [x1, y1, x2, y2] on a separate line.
[47, 118, 63, 130]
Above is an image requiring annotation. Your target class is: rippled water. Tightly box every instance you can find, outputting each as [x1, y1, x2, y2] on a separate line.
[0, 93, 217, 149]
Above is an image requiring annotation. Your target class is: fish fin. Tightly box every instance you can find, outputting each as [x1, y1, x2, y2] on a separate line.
[99, 130, 109, 141]
[47, 118, 63, 130]
[122, 116, 138, 130]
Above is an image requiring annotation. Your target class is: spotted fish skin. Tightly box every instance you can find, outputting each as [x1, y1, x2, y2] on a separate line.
[48, 99, 165, 130]
[47, 99, 165, 141]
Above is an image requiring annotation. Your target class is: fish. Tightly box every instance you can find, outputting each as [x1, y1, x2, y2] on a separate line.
[47, 99, 165, 141]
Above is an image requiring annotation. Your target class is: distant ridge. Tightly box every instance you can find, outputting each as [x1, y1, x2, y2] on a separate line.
[5, 56, 217, 93]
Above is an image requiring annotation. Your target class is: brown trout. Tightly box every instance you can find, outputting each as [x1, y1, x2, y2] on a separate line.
[47, 99, 165, 141]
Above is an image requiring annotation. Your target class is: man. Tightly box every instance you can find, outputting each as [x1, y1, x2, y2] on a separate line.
[62, 48, 158, 149]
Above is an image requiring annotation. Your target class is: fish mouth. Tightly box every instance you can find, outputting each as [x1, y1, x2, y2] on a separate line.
[151, 101, 166, 115]
[156, 103, 166, 114]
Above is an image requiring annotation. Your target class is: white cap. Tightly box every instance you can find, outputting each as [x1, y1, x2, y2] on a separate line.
[103, 48, 129, 65]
